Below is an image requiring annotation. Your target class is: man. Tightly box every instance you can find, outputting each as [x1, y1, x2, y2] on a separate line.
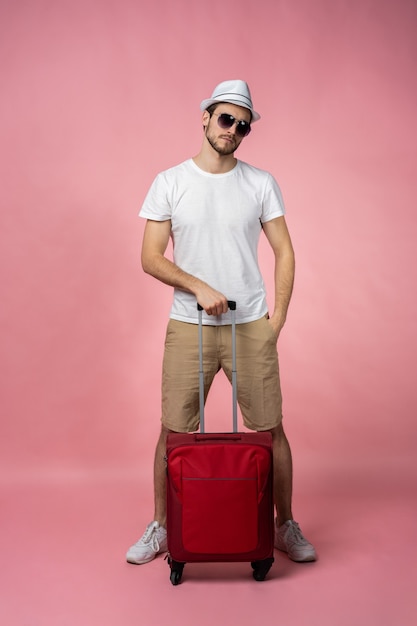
[127, 80, 316, 565]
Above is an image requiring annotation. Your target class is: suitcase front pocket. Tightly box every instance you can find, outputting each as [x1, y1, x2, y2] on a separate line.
[182, 477, 259, 554]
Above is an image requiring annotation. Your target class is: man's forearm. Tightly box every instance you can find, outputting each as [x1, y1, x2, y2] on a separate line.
[142, 252, 201, 293]
[142, 252, 228, 315]
[270, 251, 295, 335]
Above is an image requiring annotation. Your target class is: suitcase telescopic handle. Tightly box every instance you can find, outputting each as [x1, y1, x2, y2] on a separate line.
[197, 300, 238, 434]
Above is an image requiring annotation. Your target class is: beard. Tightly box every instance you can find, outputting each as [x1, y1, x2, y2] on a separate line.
[205, 128, 238, 156]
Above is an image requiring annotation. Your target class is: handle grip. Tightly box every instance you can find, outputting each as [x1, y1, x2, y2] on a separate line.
[197, 300, 236, 311]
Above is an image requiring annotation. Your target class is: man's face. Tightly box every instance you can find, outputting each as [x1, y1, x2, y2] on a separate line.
[203, 103, 252, 156]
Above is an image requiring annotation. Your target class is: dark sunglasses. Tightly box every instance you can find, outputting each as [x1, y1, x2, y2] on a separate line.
[212, 112, 251, 138]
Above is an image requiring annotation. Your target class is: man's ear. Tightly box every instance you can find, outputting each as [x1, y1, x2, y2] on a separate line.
[202, 110, 210, 129]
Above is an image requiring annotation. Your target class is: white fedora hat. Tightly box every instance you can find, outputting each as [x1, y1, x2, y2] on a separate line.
[200, 79, 260, 122]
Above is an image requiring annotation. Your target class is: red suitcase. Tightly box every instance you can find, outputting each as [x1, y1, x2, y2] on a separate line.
[166, 302, 274, 584]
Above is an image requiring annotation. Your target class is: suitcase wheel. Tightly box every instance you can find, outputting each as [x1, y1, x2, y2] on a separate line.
[167, 556, 184, 586]
[251, 557, 274, 581]
[170, 569, 183, 585]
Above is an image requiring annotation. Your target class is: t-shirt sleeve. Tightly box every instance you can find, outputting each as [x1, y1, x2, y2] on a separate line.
[139, 172, 172, 221]
[260, 173, 286, 223]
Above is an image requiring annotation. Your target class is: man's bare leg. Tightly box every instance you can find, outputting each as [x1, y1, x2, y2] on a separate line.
[153, 425, 172, 528]
[270, 423, 293, 525]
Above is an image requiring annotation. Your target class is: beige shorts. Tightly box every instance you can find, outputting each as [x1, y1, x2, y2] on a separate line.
[161, 316, 283, 432]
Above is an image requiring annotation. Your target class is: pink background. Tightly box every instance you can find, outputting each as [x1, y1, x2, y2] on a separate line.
[1, 1, 416, 624]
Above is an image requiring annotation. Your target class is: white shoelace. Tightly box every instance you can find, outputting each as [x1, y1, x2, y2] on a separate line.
[139, 523, 160, 551]
[286, 521, 308, 546]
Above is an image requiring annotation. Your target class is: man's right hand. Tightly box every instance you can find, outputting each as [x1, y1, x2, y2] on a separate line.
[195, 285, 229, 316]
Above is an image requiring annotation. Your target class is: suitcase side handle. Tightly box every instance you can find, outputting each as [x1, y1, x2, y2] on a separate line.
[195, 434, 242, 442]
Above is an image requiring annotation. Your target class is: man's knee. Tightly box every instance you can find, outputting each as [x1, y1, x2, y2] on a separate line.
[267, 422, 287, 442]
[157, 424, 175, 446]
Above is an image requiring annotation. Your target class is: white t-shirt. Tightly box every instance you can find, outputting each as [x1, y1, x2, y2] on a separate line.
[139, 159, 286, 325]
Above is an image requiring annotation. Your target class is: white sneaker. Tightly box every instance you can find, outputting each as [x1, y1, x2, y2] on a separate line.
[274, 520, 317, 562]
[126, 521, 167, 564]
